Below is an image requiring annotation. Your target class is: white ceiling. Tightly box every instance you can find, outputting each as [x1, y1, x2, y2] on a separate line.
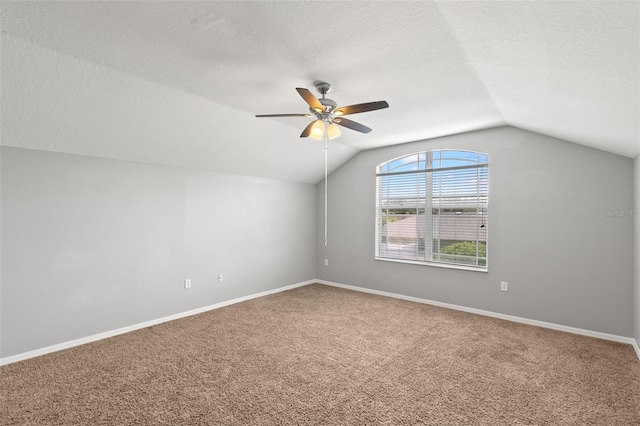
[1, 1, 638, 183]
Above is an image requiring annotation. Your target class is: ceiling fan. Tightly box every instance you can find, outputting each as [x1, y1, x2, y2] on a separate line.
[255, 82, 389, 140]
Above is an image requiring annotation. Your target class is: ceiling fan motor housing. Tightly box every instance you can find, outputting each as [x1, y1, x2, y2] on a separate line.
[310, 82, 337, 118]
[311, 98, 338, 118]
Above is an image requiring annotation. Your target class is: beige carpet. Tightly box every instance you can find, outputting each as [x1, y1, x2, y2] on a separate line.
[1, 283, 639, 425]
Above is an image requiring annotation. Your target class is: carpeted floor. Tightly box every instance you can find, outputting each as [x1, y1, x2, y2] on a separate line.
[1, 283, 639, 425]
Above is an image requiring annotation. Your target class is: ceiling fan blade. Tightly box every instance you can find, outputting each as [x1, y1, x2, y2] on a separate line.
[300, 121, 317, 138]
[334, 101, 389, 116]
[333, 117, 372, 134]
[255, 113, 312, 117]
[296, 88, 324, 112]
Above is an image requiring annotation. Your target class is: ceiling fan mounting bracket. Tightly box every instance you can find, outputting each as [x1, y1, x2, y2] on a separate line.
[315, 82, 331, 97]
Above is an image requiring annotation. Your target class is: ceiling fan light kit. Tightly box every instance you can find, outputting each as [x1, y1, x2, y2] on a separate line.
[327, 123, 341, 140]
[255, 81, 389, 140]
[310, 120, 325, 140]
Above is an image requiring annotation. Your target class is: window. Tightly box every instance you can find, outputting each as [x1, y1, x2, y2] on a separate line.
[375, 150, 488, 271]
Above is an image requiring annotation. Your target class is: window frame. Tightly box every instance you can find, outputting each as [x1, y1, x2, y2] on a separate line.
[375, 149, 489, 272]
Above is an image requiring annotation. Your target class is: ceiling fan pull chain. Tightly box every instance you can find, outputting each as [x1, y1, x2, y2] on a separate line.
[324, 135, 328, 247]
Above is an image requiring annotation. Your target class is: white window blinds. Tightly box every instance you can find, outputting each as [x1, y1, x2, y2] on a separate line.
[375, 150, 489, 270]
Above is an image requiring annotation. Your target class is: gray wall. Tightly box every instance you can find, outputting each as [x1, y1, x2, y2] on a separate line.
[635, 154, 640, 344]
[317, 127, 634, 337]
[1, 147, 316, 358]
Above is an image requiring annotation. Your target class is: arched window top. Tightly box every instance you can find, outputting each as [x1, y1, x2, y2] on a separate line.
[377, 150, 489, 175]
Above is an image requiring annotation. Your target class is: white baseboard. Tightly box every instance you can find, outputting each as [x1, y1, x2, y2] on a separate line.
[0, 279, 315, 366]
[3, 278, 639, 365]
[317, 279, 640, 360]
[633, 339, 640, 362]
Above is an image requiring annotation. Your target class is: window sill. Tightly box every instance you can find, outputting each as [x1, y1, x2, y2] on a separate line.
[374, 256, 488, 273]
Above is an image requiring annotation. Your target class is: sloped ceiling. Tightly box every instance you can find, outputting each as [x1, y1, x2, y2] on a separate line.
[1, 1, 638, 183]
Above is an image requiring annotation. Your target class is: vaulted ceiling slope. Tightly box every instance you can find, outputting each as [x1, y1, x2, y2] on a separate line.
[1, 1, 638, 183]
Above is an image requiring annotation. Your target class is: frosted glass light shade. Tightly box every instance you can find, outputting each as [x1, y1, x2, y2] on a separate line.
[327, 123, 341, 139]
[310, 120, 325, 140]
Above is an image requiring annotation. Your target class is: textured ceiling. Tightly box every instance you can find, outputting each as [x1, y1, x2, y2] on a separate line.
[1, 1, 638, 183]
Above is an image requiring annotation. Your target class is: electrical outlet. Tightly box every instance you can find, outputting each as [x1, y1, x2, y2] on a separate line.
[218, 274, 223, 282]
[324, 259, 329, 266]
[500, 281, 508, 292]
[184, 279, 192, 289]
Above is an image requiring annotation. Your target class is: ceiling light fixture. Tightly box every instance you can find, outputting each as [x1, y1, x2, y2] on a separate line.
[308, 121, 342, 141]
[309, 120, 325, 140]
[327, 123, 341, 139]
